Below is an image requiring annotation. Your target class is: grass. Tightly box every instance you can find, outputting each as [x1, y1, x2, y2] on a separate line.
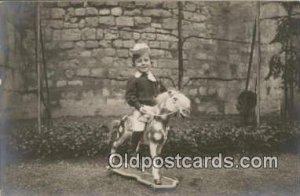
[3, 154, 299, 195]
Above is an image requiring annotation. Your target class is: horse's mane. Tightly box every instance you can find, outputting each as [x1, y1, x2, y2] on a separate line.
[155, 89, 179, 104]
[155, 91, 170, 104]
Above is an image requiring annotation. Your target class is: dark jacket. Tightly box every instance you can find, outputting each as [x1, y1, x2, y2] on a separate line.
[125, 72, 167, 110]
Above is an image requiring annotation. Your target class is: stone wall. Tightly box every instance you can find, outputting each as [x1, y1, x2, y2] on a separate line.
[38, 1, 227, 117]
[1, 1, 296, 119]
[0, 2, 38, 120]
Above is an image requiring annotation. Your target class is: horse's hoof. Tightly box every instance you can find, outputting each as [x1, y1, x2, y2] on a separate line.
[154, 179, 162, 185]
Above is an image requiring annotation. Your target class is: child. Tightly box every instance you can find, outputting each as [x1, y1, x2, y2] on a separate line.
[125, 43, 167, 155]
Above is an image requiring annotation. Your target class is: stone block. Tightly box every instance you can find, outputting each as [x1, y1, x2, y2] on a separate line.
[51, 8, 65, 19]
[67, 8, 75, 16]
[75, 8, 85, 16]
[144, 27, 156, 33]
[116, 16, 134, 26]
[124, 9, 141, 16]
[97, 29, 104, 39]
[85, 58, 97, 67]
[52, 30, 61, 40]
[183, 11, 206, 22]
[78, 19, 85, 29]
[70, 1, 83, 6]
[102, 88, 110, 97]
[105, 2, 119, 6]
[141, 33, 156, 40]
[157, 59, 177, 68]
[88, 2, 106, 7]
[143, 9, 172, 17]
[134, 16, 151, 25]
[61, 91, 79, 100]
[195, 52, 207, 60]
[82, 28, 96, 40]
[189, 88, 198, 96]
[162, 18, 178, 29]
[77, 68, 90, 76]
[56, 80, 67, 87]
[86, 17, 98, 27]
[69, 17, 78, 23]
[104, 31, 118, 39]
[151, 49, 165, 57]
[64, 22, 78, 28]
[68, 80, 83, 86]
[104, 48, 116, 56]
[207, 87, 217, 95]
[149, 41, 160, 48]
[60, 42, 74, 49]
[80, 51, 92, 57]
[57, 2, 69, 7]
[99, 16, 115, 25]
[156, 34, 177, 41]
[86, 7, 98, 15]
[91, 68, 105, 77]
[65, 69, 75, 79]
[92, 48, 104, 57]
[86, 41, 98, 48]
[163, 2, 177, 9]
[99, 8, 110, 15]
[117, 49, 129, 58]
[185, 2, 197, 11]
[199, 86, 207, 96]
[111, 7, 122, 16]
[76, 41, 85, 47]
[123, 40, 135, 48]
[61, 29, 81, 41]
[48, 20, 64, 29]
[165, 51, 173, 58]
[151, 23, 162, 28]
[99, 40, 112, 47]
[133, 32, 140, 40]
[101, 57, 114, 65]
[160, 41, 169, 49]
[113, 40, 123, 48]
[120, 31, 132, 39]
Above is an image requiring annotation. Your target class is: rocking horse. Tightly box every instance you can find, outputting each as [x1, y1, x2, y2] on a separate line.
[108, 89, 191, 188]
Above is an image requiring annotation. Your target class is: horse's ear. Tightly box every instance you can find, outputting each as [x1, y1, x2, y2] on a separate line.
[168, 89, 175, 97]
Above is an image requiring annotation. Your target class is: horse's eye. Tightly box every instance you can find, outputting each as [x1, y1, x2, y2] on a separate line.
[173, 97, 178, 101]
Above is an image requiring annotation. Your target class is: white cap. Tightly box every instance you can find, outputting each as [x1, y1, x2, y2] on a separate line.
[130, 43, 150, 55]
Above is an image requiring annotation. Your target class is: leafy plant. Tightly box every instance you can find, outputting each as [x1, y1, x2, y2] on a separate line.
[8, 119, 299, 158]
[265, 2, 300, 121]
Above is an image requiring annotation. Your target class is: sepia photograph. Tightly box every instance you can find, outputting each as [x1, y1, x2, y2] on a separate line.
[0, 0, 299, 195]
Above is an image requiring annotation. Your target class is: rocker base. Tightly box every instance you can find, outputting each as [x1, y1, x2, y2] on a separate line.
[107, 165, 179, 189]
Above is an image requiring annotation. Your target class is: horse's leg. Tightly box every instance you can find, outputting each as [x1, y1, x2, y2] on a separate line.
[111, 131, 131, 154]
[149, 141, 162, 185]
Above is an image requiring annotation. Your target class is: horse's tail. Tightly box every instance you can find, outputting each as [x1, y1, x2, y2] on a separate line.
[108, 119, 121, 145]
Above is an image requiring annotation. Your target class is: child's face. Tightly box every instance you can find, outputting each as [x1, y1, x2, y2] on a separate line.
[135, 53, 151, 73]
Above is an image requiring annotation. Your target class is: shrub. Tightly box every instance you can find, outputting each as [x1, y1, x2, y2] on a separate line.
[164, 121, 299, 156]
[8, 119, 300, 158]
[9, 122, 111, 158]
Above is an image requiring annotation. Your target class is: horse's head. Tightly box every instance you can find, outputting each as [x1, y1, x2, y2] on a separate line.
[156, 89, 191, 118]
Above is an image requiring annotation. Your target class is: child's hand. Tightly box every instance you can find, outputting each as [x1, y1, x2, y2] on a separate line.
[139, 105, 148, 114]
[139, 105, 155, 115]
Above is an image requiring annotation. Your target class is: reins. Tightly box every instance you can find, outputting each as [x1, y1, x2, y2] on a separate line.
[143, 110, 177, 117]
[142, 101, 178, 117]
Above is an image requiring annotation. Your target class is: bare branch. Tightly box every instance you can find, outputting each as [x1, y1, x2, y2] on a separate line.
[159, 76, 177, 88]
[183, 76, 247, 88]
